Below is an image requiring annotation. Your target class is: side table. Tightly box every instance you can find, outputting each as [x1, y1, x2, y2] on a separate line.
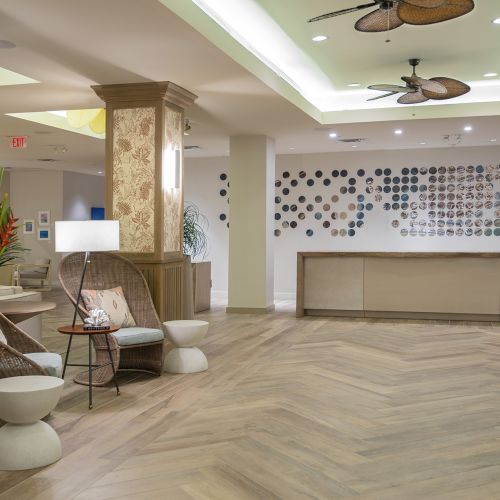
[58, 324, 120, 409]
[0, 375, 64, 470]
[164, 320, 209, 373]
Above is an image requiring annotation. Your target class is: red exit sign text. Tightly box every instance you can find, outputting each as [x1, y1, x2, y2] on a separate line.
[10, 136, 27, 149]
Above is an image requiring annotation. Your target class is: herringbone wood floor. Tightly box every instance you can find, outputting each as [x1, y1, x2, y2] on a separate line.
[2, 290, 500, 499]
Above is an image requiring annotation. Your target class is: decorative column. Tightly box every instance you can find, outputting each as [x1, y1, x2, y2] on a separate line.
[227, 135, 275, 313]
[92, 82, 197, 321]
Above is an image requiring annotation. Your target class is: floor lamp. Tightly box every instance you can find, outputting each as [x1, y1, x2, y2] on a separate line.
[55, 220, 120, 327]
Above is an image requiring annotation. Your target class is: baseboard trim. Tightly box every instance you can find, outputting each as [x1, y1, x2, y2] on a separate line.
[304, 309, 500, 322]
[226, 305, 276, 314]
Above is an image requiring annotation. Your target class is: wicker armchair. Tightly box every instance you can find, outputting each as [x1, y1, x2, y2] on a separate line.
[0, 313, 54, 378]
[58, 252, 166, 386]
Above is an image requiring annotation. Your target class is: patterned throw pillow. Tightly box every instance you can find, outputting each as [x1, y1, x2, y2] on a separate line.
[81, 286, 136, 328]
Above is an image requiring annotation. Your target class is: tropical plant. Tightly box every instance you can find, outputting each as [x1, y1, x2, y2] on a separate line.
[0, 168, 27, 266]
[183, 202, 208, 260]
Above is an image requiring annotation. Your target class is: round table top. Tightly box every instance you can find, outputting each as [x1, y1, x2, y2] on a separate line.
[58, 324, 119, 335]
[0, 301, 56, 315]
[0, 375, 64, 393]
[163, 320, 209, 327]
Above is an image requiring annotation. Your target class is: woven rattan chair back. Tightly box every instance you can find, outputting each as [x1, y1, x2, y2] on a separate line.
[58, 252, 161, 329]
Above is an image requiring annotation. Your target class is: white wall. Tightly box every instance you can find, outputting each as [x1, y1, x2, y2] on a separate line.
[184, 157, 229, 293]
[10, 170, 64, 284]
[9, 170, 105, 285]
[185, 145, 500, 298]
[63, 172, 105, 220]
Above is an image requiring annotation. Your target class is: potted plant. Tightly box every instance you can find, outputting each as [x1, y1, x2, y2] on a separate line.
[0, 168, 28, 286]
[183, 203, 211, 312]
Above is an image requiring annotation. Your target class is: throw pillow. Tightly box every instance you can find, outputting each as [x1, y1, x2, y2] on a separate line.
[81, 286, 136, 328]
[0, 328, 6, 344]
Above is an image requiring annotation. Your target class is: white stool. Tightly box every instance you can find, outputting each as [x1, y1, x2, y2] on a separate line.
[0, 375, 64, 470]
[164, 320, 209, 373]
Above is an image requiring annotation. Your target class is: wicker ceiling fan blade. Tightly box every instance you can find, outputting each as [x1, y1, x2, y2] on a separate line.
[397, 91, 429, 104]
[421, 77, 471, 99]
[308, 2, 377, 22]
[355, 6, 405, 32]
[367, 91, 399, 101]
[398, 0, 474, 25]
[401, 0, 446, 7]
[368, 84, 412, 92]
[416, 78, 447, 94]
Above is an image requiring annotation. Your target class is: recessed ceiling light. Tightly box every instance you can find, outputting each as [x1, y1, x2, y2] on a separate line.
[348, 83, 361, 87]
[289, 147, 295, 150]
[312, 35, 328, 42]
[0, 40, 15, 49]
[484, 72, 498, 78]
[493, 18, 500, 24]
[329, 132, 337, 138]
[490, 138, 497, 142]
[351, 145, 357, 148]
[464, 125, 473, 132]
[420, 142, 426, 145]
[394, 129, 403, 135]
[97, 171, 103, 174]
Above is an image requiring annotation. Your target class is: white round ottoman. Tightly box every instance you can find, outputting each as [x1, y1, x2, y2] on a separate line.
[0, 375, 64, 470]
[164, 320, 209, 374]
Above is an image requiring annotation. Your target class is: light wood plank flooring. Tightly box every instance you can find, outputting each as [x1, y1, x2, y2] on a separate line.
[1, 290, 500, 499]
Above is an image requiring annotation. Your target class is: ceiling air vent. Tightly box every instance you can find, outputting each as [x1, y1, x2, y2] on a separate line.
[184, 145, 201, 151]
[37, 158, 58, 162]
[337, 138, 367, 143]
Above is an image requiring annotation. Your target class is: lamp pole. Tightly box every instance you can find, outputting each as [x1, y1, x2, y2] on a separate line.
[72, 251, 90, 327]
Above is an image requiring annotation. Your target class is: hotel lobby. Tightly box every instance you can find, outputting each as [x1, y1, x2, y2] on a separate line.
[1, 1, 500, 498]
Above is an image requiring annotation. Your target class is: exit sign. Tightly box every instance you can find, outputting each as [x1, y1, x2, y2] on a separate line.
[10, 136, 27, 149]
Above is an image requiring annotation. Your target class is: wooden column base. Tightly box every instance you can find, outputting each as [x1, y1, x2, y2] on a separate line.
[134, 257, 185, 322]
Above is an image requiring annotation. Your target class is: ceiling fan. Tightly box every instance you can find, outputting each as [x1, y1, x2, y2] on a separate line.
[308, 1, 474, 32]
[367, 58, 470, 104]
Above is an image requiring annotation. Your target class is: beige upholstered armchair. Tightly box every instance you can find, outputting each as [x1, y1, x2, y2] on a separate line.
[58, 252, 166, 386]
[0, 313, 62, 378]
[13, 258, 51, 289]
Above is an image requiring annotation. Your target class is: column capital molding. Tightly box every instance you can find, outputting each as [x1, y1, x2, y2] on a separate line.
[92, 81, 197, 109]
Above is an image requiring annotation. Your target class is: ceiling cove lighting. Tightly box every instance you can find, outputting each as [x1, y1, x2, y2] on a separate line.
[312, 35, 328, 42]
[173, 0, 500, 115]
[464, 125, 473, 132]
[484, 73, 498, 78]
[191, 0, 332, 109]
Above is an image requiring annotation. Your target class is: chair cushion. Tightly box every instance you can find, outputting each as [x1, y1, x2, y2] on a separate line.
[81, 286, 136, 328]
[112, 327, 164, 347]
[24, 352, 63, 377]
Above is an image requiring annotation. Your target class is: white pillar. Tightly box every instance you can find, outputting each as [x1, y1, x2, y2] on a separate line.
[227, 135, 275, 313]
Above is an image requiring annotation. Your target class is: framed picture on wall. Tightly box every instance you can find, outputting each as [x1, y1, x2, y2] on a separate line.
[38, 210, 50, 226]
[91, 207, 105, 220]
[37, 228, 50, 241]
[22, 219, 35, 235]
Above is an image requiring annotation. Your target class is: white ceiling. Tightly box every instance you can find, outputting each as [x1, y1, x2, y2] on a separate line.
[0, 0, 498, 171]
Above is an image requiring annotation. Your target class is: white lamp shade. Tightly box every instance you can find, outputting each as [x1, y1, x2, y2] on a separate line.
[55, 221, 120, 252]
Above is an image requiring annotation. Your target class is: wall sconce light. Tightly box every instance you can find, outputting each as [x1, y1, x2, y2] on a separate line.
[163, 149, 181, 189]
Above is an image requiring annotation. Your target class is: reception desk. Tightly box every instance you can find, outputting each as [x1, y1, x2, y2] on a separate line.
[297, 252, 500, 321]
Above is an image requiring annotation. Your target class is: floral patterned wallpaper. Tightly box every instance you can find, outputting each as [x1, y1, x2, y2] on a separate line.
[164, 106, 183, 253]
[112, 107, 156, 253]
